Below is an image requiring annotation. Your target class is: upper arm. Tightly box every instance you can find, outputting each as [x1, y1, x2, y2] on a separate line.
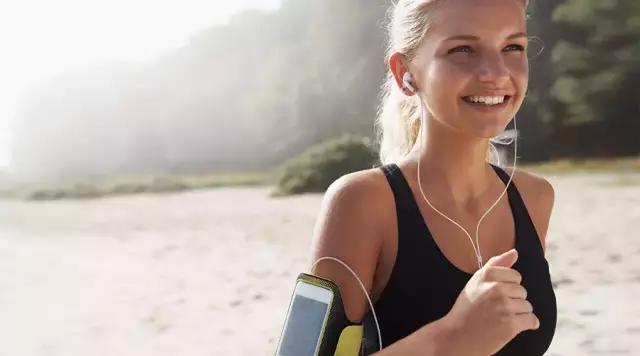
[308, 171, 385, 323]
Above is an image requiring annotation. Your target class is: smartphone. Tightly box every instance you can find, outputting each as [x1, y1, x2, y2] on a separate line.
[275, 279, 334, 356]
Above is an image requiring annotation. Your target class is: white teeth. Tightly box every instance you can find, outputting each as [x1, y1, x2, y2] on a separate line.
[466, 96, 505, 105]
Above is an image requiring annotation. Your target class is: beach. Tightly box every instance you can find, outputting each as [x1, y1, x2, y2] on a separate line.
[1, 172, 639, 355]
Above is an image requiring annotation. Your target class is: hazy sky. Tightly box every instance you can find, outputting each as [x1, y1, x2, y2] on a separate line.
[0, 0, 281, 168]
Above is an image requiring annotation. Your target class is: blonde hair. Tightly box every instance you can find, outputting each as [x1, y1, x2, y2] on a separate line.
[375, 0, 528, 165]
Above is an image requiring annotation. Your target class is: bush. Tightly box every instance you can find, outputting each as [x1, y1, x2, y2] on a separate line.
[27, 183, 103, 200]
[272, 134, 379, 196]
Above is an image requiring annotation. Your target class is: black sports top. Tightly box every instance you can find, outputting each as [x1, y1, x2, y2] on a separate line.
[361, 163, 557, 355]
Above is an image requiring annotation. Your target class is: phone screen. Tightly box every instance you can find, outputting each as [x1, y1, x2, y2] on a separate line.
[276, 281, 332, 356]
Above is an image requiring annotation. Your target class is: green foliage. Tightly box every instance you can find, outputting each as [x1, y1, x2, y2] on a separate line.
[550, 41, 591, 73]
[10, 0, 640, 181]
[522, 157, 640, 174]
[550, 0, 640, 127]
[272, 134, 379, 196]
[0, 171, 275, 201]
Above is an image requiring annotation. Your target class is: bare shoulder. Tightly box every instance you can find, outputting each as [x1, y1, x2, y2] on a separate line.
[308, 167, 393, 323]
[502, 166, 555, 254]
[316, 168, 393, 231]
[320, 167, 391, 217]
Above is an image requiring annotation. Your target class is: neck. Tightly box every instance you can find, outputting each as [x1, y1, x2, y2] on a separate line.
[407, 117, 496, 207]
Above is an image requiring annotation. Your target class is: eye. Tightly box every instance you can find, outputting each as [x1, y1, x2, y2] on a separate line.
[503, 44, 525, 52]
[447, 45, 473, 54]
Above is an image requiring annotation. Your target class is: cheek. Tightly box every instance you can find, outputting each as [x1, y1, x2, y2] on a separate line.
[423, 62, 467, 112]
[507, 57, 529, 103]
[507, 56, 528, 83]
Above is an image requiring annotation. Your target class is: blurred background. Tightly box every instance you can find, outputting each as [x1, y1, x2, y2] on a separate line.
[0, 0, 638, 355]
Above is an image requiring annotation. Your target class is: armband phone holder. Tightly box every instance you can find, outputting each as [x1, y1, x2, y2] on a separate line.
[275, 273, 379, 356]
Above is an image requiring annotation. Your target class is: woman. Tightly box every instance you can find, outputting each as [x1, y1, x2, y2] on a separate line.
[309, 0, 557, 355]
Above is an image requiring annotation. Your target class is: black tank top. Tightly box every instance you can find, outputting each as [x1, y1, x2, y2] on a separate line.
[361, 163, 557, 355]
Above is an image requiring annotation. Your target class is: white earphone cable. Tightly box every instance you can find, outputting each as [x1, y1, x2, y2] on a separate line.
[310, 256, 384, 352]
[310, 76, 519, 353]
[416, 97, 518, 269]
[489, 141, 502, 166]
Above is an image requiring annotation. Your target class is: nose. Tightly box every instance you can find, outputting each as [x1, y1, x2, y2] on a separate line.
[476, 52, 510, 86]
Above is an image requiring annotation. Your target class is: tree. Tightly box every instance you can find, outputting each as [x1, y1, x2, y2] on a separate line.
[548, 0, 640, 156]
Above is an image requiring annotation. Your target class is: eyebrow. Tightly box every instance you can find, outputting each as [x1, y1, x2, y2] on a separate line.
[444, 32, 528, 41]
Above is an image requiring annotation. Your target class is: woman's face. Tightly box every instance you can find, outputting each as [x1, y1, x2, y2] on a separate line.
[414, 0, 529, 138]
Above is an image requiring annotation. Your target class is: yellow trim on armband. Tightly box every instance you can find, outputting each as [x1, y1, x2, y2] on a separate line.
[334, 324, 363, 356]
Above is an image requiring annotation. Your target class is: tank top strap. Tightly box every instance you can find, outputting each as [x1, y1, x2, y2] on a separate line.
[379, 163, 421, 218]
[490, 164, 546, 258]
[378, 162, 430, 275]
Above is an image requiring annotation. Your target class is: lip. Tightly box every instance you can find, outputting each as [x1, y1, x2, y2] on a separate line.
[464, 91, 514, 97]
[460, 95, 512, 112]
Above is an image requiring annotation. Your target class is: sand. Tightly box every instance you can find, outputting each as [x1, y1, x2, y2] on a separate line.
[1, 172, 639, 355]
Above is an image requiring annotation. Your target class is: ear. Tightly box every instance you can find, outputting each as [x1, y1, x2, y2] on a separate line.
[389, 52, 416, 96]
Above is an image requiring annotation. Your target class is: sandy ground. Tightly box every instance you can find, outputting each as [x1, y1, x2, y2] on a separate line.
[1, 172, 639, 356]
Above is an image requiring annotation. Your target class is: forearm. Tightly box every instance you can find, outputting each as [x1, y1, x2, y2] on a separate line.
[370, 316, 467, 356]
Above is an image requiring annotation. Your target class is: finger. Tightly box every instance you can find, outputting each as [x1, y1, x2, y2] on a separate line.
[512, 312, 540, 333]
[483, 266, 522, 284]
[509, 298, 534, 314]
[485, 249, 518, 268]
[488, 282, 526, 300]
[499, 283, 528, 299]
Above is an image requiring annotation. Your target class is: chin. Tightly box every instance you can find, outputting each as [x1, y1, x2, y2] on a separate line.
[472, 121, 512, 139]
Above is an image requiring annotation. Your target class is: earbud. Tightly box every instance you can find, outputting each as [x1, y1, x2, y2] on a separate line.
[402, 71, 416, 94]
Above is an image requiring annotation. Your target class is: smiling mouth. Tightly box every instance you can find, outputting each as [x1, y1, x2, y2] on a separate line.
[462, 95, 512, 106]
